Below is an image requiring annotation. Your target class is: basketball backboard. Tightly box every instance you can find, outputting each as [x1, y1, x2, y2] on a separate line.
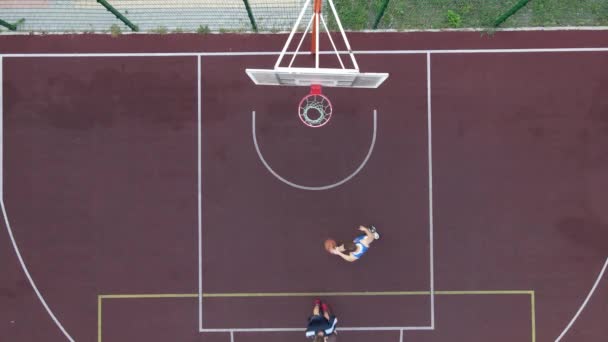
[246, 67, 389, 88]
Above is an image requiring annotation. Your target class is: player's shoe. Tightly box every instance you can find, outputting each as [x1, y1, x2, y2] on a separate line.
[369, 225, 380, 240]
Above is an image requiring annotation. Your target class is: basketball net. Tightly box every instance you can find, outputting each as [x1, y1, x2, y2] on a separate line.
[299, 84, 332, 128]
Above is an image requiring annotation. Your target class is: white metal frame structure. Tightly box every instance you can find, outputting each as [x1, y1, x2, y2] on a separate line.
[245, 0, 389, 88]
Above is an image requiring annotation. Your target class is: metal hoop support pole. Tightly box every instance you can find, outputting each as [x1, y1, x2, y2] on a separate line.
[312, 0, 322, 60]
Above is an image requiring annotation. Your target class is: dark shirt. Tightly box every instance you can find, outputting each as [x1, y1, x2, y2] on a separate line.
[306, 315, 338, 338]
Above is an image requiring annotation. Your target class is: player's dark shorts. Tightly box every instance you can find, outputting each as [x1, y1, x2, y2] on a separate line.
[306, 315, 338, 338]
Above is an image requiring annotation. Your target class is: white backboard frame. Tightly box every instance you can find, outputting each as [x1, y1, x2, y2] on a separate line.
[246, 67, 389, 88]
[245, 0, 389, 89]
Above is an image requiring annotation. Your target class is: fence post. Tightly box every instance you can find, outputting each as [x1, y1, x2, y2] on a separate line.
[96, 0, 139, 31]
[373, 0, 391, 29]
[242, 0, 258, 32]
[494, 0, 530, 27]
[0, 19, 17, 31]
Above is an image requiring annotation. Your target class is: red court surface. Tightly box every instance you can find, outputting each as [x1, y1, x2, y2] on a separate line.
[0, 30, 607, 342]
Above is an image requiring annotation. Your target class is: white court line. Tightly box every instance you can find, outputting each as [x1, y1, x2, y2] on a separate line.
[0, 57, 2, 197]
[555, 257, 608, 342]
[353, 47, 608, 55]
[230, 330, 234, 342]
[200, 326, 433, 332]
[251, 110, 377, 191]
[1, 47, 608, 58]
[197, 55, 204, 332]
[0, 58, 75, 342]
[358, 26, 608, 33]
[1, 202, 76, 342]
[202, 53, 434, 329]
[2, 45, 601, 337]
[426, 52, 435, 329]
[0, 52, 273, 57]
[400, 329, 404, 342]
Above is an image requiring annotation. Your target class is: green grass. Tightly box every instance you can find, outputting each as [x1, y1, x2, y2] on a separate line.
[109, 24, 122, 37]
[323, 0, 608, 30]
[446, 9, 463, 28]
[197, 25, 211, 34]
[503, 0, 608, 27]
[150, 26, 168, 34]
[377, 0, 522, 29]
[327, 0, 386, 30]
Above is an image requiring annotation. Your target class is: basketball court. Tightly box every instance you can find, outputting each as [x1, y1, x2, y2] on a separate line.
[1, 4, 607, 341]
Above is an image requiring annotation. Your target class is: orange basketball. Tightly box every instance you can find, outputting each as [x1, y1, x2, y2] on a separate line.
[324, 239, 337, 253]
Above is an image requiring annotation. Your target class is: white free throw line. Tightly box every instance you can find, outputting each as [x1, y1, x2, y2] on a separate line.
[252, 110, 377, 191]
[200, 326, 433, 332]
[554, 257, 608, 342]
[197, 55, 204, 332]
[0, 56, 75, 342]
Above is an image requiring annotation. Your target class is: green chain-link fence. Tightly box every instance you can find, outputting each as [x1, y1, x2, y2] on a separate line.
[1, 0, 607, 33]
[0, 0, 312, 33]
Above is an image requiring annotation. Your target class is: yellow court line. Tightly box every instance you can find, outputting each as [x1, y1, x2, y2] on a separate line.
[97, 296, 102, 342]
[531, 291, 536, 342]
[436, 290, 534, 295]
[99, 290, 532, 299]
[100, 293, 198, 299]
[98, 290, 536, 342]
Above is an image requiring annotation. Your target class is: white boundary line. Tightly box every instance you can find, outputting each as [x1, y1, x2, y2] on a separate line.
[0, 57, 2, 197]
[251, 110, 377, 191]
[354, 48, 608, 55]
[400, 329, 404, 342]
[554, 257, 608, 342]
[197, 55, 204, 332]
[426, 52, 435, 329]
[0, 203, 76, 342]
[1, 47, 608, 58]
[2, 26, 608, 36]
[354, 26, 608, 33]
[0, 57, 75, 342]
[1, 46, 605, 338]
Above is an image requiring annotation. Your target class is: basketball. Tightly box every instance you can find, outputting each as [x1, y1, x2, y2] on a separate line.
[324, 239, 337, 253]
